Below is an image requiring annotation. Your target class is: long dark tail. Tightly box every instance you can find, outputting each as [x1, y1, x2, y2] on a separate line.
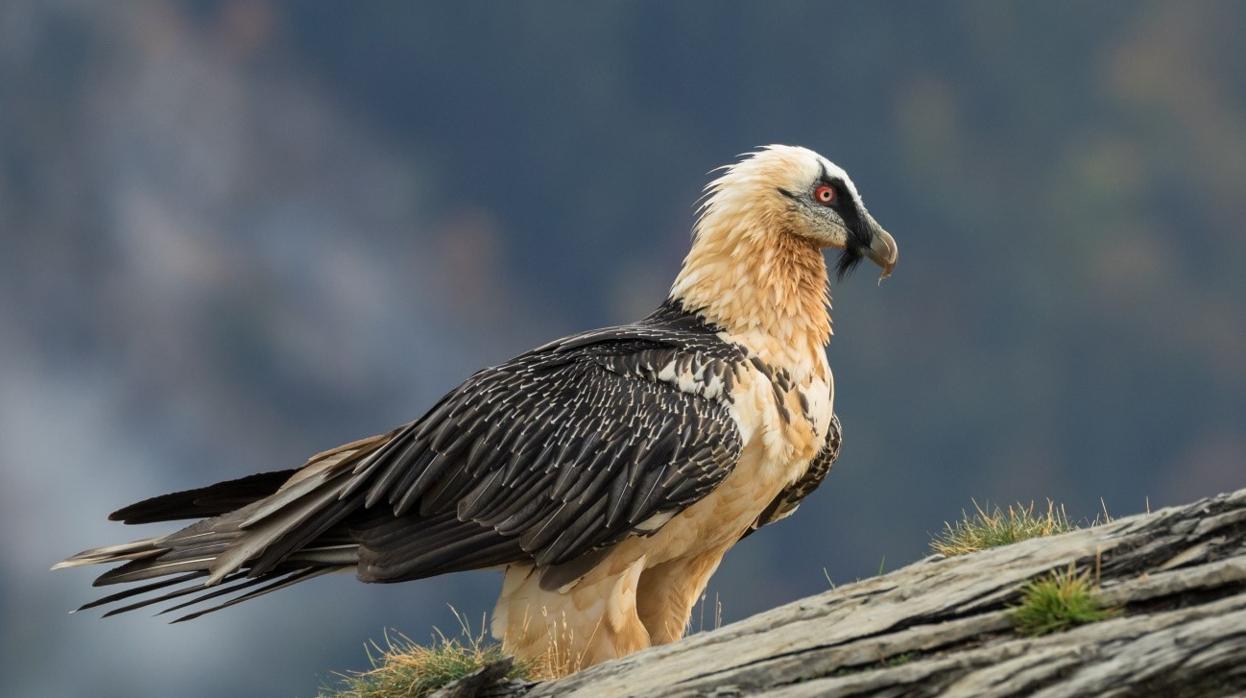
[53, 433, 395, 621]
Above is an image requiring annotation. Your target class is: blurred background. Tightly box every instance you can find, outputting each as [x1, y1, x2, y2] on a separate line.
[2, 1, 1243, 695]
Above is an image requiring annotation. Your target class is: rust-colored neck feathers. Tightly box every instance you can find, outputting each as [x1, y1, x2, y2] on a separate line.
[671, 204, 832, 372]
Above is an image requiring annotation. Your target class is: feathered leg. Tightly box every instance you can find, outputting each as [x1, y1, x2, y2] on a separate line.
[635, 545, 728, 644]
[492, 557, 650, 677]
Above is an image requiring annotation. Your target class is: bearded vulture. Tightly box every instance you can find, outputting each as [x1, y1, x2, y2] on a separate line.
[55, 145, 898, 674]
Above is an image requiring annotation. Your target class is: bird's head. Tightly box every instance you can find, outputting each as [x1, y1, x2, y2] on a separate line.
[698, 145, 898, 281]
[673, 145, 898, 356]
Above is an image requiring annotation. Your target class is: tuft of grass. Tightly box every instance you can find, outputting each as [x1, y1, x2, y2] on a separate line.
[1010, 564, 1118, 636]
[931, 500, 1076, 556]
[322, 611, 535, 698]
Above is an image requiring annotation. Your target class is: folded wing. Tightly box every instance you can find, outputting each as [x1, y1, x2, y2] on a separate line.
[347, 331, 745, 583]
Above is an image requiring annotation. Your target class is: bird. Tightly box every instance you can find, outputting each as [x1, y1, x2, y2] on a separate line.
[55, 145, 898, 675]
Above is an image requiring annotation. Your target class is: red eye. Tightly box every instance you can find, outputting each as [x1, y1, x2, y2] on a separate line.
[814, 184, 836, 205]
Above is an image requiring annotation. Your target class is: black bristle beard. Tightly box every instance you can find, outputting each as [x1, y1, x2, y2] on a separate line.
[835, 246, 864, 280]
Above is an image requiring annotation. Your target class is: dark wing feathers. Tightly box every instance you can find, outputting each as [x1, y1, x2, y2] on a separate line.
[352, 340, 744, 582]
[59, 299, 749, 618]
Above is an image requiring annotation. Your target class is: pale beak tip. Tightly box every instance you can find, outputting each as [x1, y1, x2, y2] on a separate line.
[869, 230, 898, 285]
[877, 264, 895, 286]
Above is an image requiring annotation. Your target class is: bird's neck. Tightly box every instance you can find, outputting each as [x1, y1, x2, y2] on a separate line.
[670, 226, 832, 378]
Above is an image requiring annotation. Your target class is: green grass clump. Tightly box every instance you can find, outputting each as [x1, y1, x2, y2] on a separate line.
[1010, 564, 1118, 636]
[931, 500, 1076, 556]
[322, 614, 535, 698]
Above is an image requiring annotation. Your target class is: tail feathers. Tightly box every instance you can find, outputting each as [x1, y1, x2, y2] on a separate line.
[57, 432, 394, 620]
[75, 571, 209, 613]
[52, 538, 165, 571]
[108, 469, 298, 524]
[167, 565, 345, 623]
[201, 467, 358, 583]
[56, 488, 363, 583]
[71, 564, 350, 622]
[59, 524, 361, 619]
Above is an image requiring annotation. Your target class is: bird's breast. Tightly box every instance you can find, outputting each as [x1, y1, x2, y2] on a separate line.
[586, 334, 835, 573]
[726, 356, 834, 480]
[631, 360, 833, 566]
[718, 330, 835, 470]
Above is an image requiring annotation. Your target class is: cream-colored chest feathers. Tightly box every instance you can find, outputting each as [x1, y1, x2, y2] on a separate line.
[722, 330, 835, 474]
[616, 340, 833, 566]
[584, 350, 834, 575]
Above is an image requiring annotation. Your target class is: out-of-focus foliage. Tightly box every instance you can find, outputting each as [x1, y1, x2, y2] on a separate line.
[2, 2, 1243, 696]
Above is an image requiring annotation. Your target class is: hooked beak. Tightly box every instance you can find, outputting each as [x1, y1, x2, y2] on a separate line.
[863, 213, 898, 282]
